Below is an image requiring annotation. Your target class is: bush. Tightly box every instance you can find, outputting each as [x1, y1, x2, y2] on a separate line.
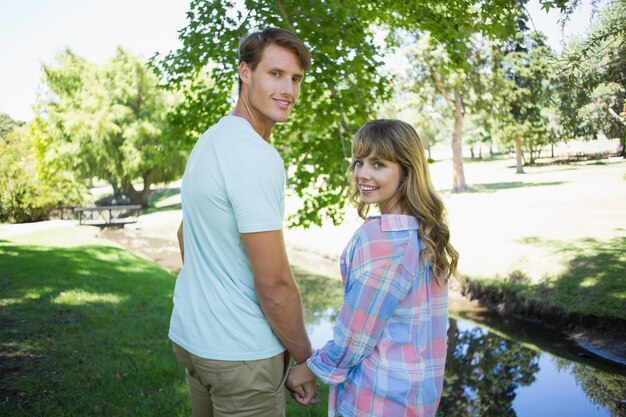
[0, 125, 85, 223]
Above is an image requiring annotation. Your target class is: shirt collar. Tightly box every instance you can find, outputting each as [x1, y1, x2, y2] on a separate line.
[369, 214, 419, 232]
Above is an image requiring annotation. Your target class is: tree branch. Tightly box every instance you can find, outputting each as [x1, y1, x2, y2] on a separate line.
[274, 0, 296, 32]
[432, 70, 454, 104]
[606, 105, 626, 128]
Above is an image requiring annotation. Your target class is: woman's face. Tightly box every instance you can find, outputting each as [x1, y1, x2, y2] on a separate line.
[353, 153, 403, 214]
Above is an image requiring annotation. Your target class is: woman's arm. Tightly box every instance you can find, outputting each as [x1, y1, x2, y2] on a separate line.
[307, 264, 414, 385]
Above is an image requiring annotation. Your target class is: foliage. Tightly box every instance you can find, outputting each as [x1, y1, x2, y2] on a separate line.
[557, 0, 626, 155]
[41, 48, 186, 207]
[496, 30, 560, 165]
[0, 112, 25, 139]
[153, 0, 534, 226]
[0, 122, 85, 223]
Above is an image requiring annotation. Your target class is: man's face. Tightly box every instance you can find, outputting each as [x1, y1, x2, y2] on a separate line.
[241, 44, 304, 125]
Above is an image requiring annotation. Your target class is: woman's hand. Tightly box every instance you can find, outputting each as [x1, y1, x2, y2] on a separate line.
[286, 363, 319, 406]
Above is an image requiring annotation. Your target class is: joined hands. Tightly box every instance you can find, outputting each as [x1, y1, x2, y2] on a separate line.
[286, 362, 320, 406]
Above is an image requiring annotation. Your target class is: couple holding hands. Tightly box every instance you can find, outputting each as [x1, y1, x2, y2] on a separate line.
[168, 27, 458, 417]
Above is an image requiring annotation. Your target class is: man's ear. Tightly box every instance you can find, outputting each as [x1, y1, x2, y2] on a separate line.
[239, 61, 251, 85]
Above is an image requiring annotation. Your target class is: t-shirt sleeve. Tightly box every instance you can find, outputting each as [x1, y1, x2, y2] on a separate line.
[224, 144, 285, 233]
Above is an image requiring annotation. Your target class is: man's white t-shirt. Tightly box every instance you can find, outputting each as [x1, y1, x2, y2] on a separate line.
[169, 115, 286, 360]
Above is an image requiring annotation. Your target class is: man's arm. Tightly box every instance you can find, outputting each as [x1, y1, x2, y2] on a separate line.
[177, 220, 184, 264]
[242, 230, 312, 364]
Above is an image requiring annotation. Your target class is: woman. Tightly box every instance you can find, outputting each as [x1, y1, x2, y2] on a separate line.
[287, 119, 459, 417]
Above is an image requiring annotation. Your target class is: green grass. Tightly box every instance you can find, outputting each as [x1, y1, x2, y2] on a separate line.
[469, 235, 626, 319]
[0, 231, 332, 416]
[0, 240, 189, 416]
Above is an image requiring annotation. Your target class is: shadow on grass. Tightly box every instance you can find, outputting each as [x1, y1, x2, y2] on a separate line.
[139, 202, 182, 216]
[512, 236, 626, 319]
[0, 242, 190, 416]
[463, 181, 565, 193]
[148, 187, 181, 207]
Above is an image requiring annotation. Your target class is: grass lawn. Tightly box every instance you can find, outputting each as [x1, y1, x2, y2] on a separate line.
[465, 235, 626, 319]
[0, 229, 331, 416]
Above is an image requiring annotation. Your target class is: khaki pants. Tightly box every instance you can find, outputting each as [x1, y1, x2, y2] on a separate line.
[172, 342, 288, 417]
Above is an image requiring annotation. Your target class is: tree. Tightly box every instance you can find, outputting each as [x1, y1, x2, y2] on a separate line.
[558, 1, 626, 156]
[41, 48, 185, 207]
[498, 30, 558, 172]
[0, 119, 85, 223]
[154, 0, 533, 226]
[0, 112, 25, 140]
[400, 33, 470, 192]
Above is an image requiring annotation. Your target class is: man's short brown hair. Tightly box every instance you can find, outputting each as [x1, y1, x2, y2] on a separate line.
[238, 27, 311, 89]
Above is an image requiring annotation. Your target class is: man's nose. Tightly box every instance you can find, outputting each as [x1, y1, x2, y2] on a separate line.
[279, 78, 294, 97]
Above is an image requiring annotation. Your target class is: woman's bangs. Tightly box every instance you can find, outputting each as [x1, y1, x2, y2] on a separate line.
[352, 133, 396, 161]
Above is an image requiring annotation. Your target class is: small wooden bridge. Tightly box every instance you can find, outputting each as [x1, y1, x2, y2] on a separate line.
[74, 205, 142, 228]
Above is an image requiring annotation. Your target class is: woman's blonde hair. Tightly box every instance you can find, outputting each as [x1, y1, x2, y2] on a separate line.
[348, 119, 459, 284]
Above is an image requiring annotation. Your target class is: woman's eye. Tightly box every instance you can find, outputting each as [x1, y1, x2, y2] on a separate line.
[374, 162, 384, 168]
[354, 160, 363, 167]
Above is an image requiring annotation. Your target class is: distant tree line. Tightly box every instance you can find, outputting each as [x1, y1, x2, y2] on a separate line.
[1, 0, 623, 224]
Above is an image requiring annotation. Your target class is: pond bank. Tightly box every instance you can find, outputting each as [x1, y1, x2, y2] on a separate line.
[457, 281, 626, 367]
[96, 221, 626, 368]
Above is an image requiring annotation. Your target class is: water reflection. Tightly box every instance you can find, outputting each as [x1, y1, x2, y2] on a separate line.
[440, 318, 540, 416]
[304, 308, 626, 417]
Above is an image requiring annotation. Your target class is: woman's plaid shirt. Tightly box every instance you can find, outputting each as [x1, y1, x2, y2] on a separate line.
[307, 214, 448, 417]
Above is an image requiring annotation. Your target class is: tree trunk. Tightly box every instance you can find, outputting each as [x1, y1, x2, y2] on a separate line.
[605, 106, 626, 156]
[108, 175, 122, 197]
[452, 89, 467, 192]
[122, 170, 153, 208]
[515, 135, 525, 174]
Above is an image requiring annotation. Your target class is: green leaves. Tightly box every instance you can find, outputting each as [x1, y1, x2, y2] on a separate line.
[153, 0, 568, 224]
[557, 1, 626, 155]
[41, 48, 186, 206]
[153, 0, 390, 226]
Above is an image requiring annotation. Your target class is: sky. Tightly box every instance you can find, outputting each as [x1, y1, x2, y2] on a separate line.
[0, 0, 600, 123]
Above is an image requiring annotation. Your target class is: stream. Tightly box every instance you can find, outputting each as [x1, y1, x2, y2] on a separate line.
[305, 304, 626, 417]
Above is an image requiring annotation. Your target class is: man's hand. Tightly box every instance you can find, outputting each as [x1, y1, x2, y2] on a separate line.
[286, 363, 319, 406]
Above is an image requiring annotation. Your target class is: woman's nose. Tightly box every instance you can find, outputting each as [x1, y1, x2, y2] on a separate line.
[355, 166, 370, 180]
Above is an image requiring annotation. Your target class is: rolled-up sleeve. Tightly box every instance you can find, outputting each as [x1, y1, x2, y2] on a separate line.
[308, 264, 413, 385]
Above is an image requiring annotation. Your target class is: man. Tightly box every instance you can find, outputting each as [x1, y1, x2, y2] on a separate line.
[169, 28, 316, 416]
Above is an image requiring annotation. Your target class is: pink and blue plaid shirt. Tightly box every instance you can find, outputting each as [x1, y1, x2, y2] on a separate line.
[307, 214, 448, 417]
